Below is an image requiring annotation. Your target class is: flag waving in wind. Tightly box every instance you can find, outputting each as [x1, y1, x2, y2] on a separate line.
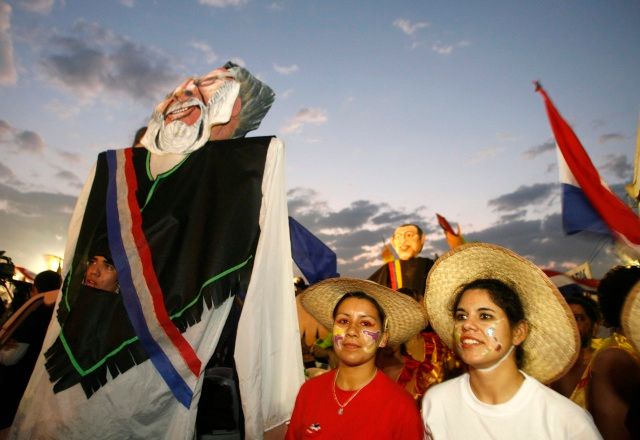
[436, 213, 465, 250]
[535, 82, 640, 252]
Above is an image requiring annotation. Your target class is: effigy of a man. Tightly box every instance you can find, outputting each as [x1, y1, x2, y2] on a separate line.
[10, 62, 303, 440]
[369, 224, 460, 400]
[368, 223, 434, 294]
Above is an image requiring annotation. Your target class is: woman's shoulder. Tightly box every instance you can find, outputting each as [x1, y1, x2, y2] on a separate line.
[525, 374, 593, 416]
[423, 374, 466, 400]
[374, 371, 419, 406]
[296, 369, 335, 395]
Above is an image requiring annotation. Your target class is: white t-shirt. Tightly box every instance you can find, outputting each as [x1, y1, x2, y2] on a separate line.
[421, 372, 602, 440]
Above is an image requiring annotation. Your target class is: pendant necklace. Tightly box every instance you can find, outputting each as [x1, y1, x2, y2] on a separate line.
[332, 368, 377, 415]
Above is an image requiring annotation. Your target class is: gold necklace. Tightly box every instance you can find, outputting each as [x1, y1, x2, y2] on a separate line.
[332, 368, 377, 415]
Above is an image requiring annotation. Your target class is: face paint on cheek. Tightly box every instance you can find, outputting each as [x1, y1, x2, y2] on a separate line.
[361, 330, 381, 352]
[485, 325, 502, 352]
[332, 327, 346, 350]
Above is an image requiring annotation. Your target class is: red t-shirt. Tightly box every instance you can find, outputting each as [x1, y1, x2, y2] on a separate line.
[285, 369, 424, 439]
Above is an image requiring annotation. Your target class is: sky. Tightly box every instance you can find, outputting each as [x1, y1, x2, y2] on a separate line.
[0, 0, 638, 280]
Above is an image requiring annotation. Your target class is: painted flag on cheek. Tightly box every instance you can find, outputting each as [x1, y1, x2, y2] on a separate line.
[535, 82, 640, 252]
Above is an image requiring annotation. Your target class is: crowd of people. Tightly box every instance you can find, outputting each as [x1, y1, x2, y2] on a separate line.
[292, 225, 640, 440]
[1, 225, 640, 440]
[0, 58, 638, 440]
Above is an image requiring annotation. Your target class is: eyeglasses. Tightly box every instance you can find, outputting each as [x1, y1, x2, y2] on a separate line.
[393, 231, 418, 241]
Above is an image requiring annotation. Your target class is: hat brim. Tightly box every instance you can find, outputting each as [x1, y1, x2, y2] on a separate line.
[301, 277, 427, 346]
[425, 243, 579, 384]
[622, 281, 640, 353]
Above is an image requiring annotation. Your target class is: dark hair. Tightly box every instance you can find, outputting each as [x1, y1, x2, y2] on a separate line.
[566, 295, 601, 325]
[223, 61, 275, 139]
[598, 265, 640, 328]
[452, 278, 526, 367]
[332, 291, 386, 328]
[34, 270, 62, 293]
[131, 126, 147, 147]
[396, 223, 423, 238]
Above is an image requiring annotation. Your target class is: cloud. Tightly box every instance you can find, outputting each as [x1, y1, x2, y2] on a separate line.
[523, 139, 555, 159]
[273, 63, 299, 75]
[0, 119, 11, 139]
[432, 40, 469, 55]
[461, 213, 617, 275]
[55, 149, 84, 163]
[281, 107, 327, 134]
[54, 169, 80, 183]
[598, 133, 625, 144]
[43, 98, 83, 119]
[268, 2, 284, 10]
[198, 0, 248, 7]
[38, 19, 181, 104]
[189, 40, 218, 65]
[599, 153, 631, 180]
[0, 1, 17, 85]
[280, 88, 294, 99]
[287, 187, 433, 278]
[16, 0, 54, 14]
[466, 146, 503, 165]
[0, 160, 23, 187]
[488, 182, 557, 212]
[119, 0, 135, 7]
[0, 120, 46, 154]
[15, 130, 45, 154]
[432, 42, 453, 55]
[393, 18, 429, 35]
[497, 209, 527, 223]
[287, 187, 618, 279]
[0, 182, 77, 271]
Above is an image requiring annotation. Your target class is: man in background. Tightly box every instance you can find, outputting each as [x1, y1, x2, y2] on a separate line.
[1, 270, 61, 431]
[550, 294, 601, 407]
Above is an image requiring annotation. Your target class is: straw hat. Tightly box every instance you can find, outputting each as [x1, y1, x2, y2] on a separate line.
[622, 280, 640, 353]
[424, 243, 579, 384]
[301, 277, 428, 346]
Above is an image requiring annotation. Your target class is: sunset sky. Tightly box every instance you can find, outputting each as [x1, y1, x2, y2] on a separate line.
[0, 0, 638, 279]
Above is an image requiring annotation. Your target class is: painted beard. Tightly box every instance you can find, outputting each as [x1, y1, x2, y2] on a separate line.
[157, 98, 209, 154]
[143, 80, 240, 155]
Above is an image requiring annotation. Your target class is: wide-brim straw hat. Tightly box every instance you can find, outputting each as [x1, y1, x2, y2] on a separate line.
[301, 277, 428, 346]
[425, 243, 579, 384]
[622, 280, 640, 353]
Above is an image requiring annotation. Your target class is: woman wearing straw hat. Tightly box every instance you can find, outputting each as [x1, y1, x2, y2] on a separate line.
[285, 278, 426, 439]
[421, 243, 602, 439]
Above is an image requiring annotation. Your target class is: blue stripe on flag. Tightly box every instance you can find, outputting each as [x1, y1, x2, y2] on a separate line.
[105, 150, 193, 408]
[561, 183, 611, 236]
[289, 216, 339, 284]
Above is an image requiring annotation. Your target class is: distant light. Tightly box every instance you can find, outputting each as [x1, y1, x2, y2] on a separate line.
[44, 254, 63, 273]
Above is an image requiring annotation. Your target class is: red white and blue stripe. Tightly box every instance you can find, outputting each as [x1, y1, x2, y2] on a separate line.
[536, 83, 640, 251]
[105, 149, 201, 408]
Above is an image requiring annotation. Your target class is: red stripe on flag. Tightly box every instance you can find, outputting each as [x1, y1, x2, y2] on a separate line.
[388, 261, 398, 290]
[536, 84, 640, 247]
[436, 213, 457, 236]
[123, 148, 201, 376]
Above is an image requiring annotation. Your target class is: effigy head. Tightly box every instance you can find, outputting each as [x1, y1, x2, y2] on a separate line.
[391, 223, 426, 260]
[142, 62, 275, 154]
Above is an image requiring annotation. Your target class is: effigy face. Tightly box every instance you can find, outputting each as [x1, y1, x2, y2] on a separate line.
[143, 66, 241, 154]
[391, 225, 425, 260]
